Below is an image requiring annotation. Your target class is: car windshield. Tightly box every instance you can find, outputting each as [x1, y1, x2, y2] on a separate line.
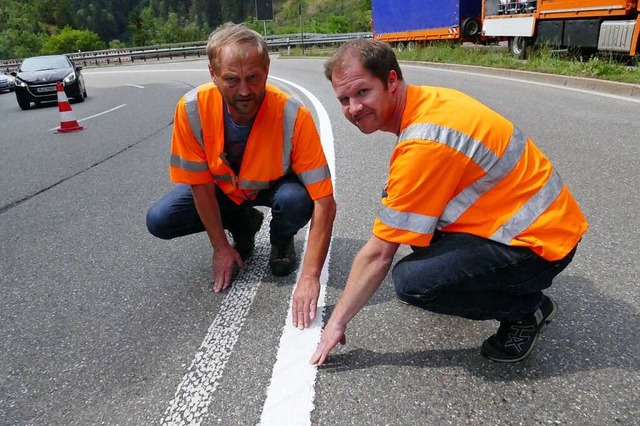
[20, 56, 71, 72]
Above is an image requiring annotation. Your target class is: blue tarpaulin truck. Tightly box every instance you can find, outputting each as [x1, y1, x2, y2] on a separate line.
[372, 0, 484, 46]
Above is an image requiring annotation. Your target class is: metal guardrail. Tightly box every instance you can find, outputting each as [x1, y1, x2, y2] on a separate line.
[0, 32, 372, 74]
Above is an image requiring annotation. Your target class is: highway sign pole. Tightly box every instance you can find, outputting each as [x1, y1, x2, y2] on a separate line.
[299, 2, 305, 55]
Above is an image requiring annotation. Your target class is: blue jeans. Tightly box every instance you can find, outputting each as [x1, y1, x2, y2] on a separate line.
[392, 232, 577, 321]
[146, 175, 314, 243]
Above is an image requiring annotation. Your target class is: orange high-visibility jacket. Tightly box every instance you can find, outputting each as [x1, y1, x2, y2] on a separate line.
[373, 86, 588, 261]
[169, 82, 333, 205]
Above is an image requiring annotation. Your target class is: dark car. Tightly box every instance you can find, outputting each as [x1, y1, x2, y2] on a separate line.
[0, 73, 15, 93]
[12, 55, 87, 110]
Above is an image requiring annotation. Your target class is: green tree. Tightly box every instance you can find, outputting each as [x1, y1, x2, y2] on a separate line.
[41, 26, 106, 54]
[129, 6, 159, 46]
[32, 0, 73, 28]
[74, 1, 118, 41]
[0, 0, 373, 59]
[159, 12, 207, 43]
[0, 0, 45, 59]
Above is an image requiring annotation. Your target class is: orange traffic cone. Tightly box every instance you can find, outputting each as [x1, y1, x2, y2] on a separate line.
[56, 81, 84, 133]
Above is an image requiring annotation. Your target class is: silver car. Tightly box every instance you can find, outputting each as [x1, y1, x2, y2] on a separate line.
[0, 73, 15, 93]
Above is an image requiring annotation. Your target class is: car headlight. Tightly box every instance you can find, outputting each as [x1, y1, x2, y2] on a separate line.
[14, 78, 27, 87]
[63, 73, 76, 84]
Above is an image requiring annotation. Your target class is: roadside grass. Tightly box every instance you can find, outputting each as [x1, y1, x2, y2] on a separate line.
[397, 43, 640, 84]
[281, 43, 640, 84]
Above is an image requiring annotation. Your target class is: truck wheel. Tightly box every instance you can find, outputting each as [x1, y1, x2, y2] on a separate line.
[509, 36, 529, 59]
[462, 18, 480, 37]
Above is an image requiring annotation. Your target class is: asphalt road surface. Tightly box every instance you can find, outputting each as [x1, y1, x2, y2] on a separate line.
[1, 56, 638, 425]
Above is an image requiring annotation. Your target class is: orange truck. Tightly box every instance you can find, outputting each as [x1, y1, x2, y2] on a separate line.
[482, 0, 640, 58]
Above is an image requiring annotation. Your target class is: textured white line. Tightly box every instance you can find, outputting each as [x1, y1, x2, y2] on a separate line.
[161, 216, 271, 426]
[260, 76, 335, 426]
[125, 83, 145, 88]
[48, 104, 127, 131]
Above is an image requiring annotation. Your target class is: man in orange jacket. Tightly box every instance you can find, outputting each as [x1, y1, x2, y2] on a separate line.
[311, 38, 587, 364]
[147, 24, 336, 329]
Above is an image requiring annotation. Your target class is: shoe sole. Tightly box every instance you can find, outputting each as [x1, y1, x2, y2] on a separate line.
[539, 297, 559, 330]
[269, 263, 295, 276]
[482, 297, 559, 363]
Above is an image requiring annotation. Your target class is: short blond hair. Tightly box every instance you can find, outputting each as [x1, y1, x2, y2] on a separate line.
[206, 23, 269, 72]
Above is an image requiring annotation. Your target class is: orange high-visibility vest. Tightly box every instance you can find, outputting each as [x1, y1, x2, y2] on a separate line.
[169, 82, 333, 205]
[373, 86, 588, 261]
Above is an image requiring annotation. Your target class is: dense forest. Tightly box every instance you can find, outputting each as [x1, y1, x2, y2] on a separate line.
[0, 0, 372, 60]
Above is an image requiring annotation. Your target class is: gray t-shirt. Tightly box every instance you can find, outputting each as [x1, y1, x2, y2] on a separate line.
[223, 104, 254, 175]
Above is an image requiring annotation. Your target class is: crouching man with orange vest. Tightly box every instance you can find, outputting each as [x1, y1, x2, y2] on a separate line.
[146, 24, 336, 330]
[311, 39, 588, 364]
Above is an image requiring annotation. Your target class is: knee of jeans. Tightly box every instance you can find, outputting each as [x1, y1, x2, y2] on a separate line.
[392, 262, 439, 305]
[146, 205, 171, 239]
[392, 262, 418, 298]
[394, 279, 439, 309]
[273, 188, 313, 219]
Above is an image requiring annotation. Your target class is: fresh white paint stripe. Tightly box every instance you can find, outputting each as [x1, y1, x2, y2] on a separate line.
[125, 83, 145, 88]
[260, 76, 335, 426]
[49, 104, 127, 131]
[161, 216, 272, 426]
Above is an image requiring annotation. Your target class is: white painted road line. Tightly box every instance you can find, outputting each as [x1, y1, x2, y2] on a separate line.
[259, 237, 330, 426]
[260, 77, 336, 426]
[405, 64, 640, 104]
[49, 104, 127, 131]
[161, 214, 272, 426]
[125, 83, 145, 89]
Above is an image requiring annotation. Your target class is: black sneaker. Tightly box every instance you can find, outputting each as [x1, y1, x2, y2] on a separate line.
[481, 296, 558, 363]
[269, 237, 297, 276]
[230, 208, 264, 260]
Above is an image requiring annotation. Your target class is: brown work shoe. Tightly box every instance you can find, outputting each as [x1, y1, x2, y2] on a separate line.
[230, 208, 264, 260]
[269, 237, 296, 276]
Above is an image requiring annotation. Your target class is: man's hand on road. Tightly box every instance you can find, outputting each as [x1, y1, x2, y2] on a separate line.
[292, 274, 320, 329]
[212, 246, 243, 292]
[309, 322, 347, 366]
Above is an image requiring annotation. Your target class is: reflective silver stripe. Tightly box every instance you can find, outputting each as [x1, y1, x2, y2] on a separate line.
[170, 154, 209, 172]
[240, 179, 270, 189]
[213, 174, 234, 183]
[491, 169, 564, 244]
[298, 165, 331, 186]
[282, 98, 300, 174]
[184, 88, 204, 148]
[398, 123, 497, 172]
[377, 205, 439, 235]
[438, 127, 527, 228]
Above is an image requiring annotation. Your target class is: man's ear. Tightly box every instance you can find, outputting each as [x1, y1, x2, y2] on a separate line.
[387, 70, 398, 91]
